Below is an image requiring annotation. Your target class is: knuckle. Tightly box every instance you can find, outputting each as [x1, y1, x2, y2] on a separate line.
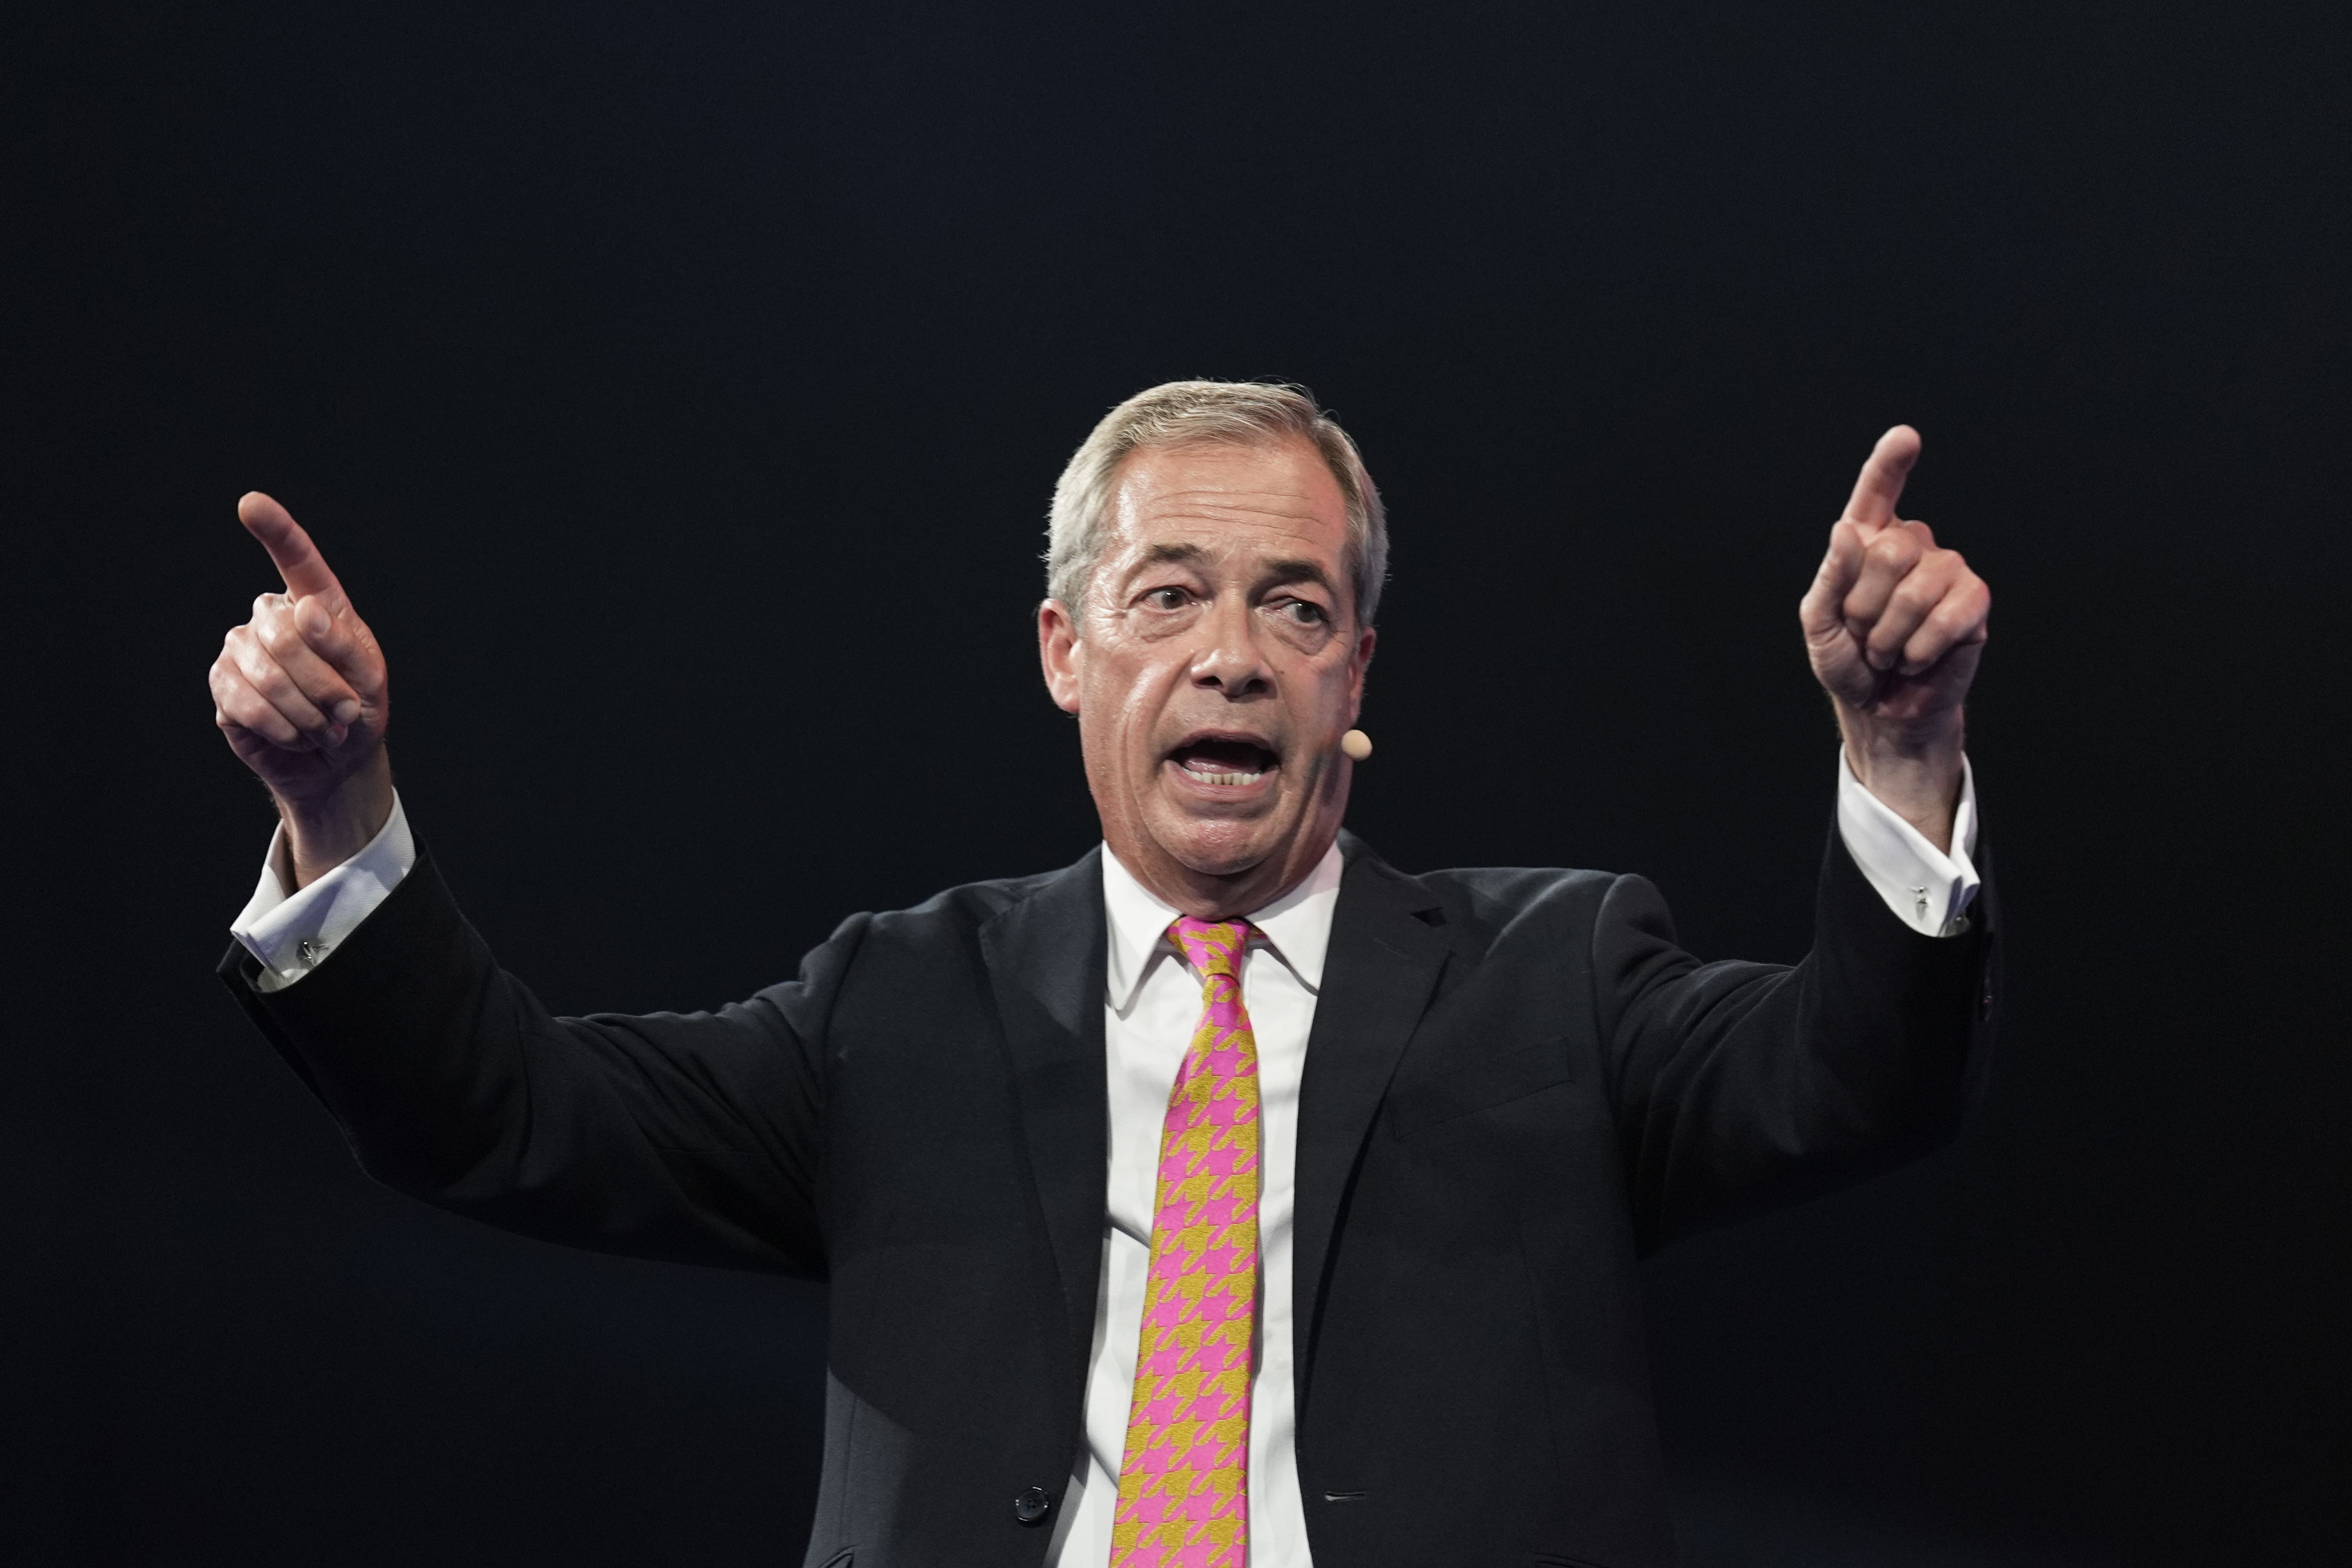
[1868, 531, 1921, 563]
[249, 663, 295, 703]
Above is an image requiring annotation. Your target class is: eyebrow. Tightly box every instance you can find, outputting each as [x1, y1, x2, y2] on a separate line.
[1137, 542, 1211, 571]
[1257, 557, 1338, 595]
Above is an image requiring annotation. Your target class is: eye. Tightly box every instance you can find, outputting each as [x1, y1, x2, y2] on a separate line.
[1276, 597, 1329, 626]
[1142, 586, 1192, 612]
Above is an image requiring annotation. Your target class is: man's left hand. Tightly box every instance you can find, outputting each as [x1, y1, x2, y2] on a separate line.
[1799, 426, 1990, 853]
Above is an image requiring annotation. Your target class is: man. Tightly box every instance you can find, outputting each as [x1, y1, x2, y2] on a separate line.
[211, 381, 1995, 1567]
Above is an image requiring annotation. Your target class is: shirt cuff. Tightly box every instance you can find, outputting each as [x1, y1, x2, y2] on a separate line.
[229, 793, 418, 991]
[1835, 751, 1982, 938]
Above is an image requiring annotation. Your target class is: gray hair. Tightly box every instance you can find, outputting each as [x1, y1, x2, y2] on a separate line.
[1044, 380, 1389, 627]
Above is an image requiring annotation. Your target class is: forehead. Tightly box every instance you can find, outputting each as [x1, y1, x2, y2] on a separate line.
[1103, 437, 1349, 566]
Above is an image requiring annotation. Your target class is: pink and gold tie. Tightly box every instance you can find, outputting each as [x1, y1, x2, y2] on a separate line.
[1110, 917, 1262, 1567]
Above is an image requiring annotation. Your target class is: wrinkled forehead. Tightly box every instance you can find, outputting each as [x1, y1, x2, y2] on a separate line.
[1101, 437, 1351, 573]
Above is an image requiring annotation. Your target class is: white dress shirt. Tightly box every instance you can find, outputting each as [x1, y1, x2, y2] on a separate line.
[1043, 840, 1343, 1565]
[231, 754, 1981, 1564]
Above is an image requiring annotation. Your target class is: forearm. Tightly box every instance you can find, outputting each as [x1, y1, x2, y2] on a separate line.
[226, 849, 829, 1272]
[1611, 827, 1994, 1246]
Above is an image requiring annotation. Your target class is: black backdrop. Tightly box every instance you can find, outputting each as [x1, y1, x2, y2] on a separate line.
[6, 4, 2346, 1564]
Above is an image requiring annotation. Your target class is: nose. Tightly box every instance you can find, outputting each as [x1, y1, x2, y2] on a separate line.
[1190, 598, 1273, 699]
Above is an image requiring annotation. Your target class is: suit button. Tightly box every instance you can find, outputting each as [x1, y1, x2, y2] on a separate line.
[1013, 1486, 1053, 1526]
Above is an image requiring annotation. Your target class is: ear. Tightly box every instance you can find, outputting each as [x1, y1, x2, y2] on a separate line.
[1346, 624, 1376, 721]
[1038, 598, 1084, 714]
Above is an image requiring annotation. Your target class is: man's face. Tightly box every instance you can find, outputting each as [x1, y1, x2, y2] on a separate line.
[1038, 437, 1376, 917]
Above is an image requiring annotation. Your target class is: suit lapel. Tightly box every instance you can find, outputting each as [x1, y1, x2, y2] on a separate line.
[979, 849, 1110, 1398]
[1292, 833, 1453, 1403]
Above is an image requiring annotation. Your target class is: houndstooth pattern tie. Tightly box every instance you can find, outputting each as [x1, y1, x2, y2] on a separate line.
[1110, 916, 1262, 1567]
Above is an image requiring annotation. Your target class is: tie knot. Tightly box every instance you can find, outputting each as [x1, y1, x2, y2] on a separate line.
[1168, 916, 1251, 979]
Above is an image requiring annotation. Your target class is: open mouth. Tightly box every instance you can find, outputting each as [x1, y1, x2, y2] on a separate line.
[1168, 735, 1281, 788]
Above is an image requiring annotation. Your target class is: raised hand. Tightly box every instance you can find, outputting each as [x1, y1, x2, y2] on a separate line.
[1797, 428, 1989, 850]
[209, 493, 394, 884]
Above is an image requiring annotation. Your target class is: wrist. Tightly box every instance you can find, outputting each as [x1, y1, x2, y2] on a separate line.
[1836, 704, 1964, 853]
[277, 748, 394, 888]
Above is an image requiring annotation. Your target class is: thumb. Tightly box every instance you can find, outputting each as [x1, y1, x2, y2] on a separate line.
[295, 592, 382, 694]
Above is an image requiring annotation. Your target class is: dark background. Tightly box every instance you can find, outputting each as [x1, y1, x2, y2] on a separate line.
[6, 3, 2346, 1563]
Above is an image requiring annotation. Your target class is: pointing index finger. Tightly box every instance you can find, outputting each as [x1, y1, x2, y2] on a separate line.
[1842, 425, 1922, 527]
[238, 492, 345, 606]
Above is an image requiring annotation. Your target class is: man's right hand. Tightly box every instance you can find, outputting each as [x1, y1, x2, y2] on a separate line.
[210, 493, 394, 888]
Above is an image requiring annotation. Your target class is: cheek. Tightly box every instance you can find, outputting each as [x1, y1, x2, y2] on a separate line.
[1304, 653, 1362, 712]
[1079, 650, 1187, 761]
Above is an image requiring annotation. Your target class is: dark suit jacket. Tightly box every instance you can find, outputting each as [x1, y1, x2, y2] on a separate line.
[222, 824, 1998, 1568]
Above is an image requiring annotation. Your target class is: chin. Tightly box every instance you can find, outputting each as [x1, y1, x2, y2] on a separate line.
[1153, 812, 1285, 879]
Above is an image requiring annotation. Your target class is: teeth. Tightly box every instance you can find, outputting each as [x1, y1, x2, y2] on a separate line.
[1185, 768, 1265, 786]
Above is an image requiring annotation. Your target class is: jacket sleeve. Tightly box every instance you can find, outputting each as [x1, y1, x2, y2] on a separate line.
[1593, 821, 2000, 1251]
[218, 845, 841, 1277]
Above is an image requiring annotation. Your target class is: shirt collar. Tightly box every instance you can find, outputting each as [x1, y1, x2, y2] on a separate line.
[1100, 839, 1347, 1014]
